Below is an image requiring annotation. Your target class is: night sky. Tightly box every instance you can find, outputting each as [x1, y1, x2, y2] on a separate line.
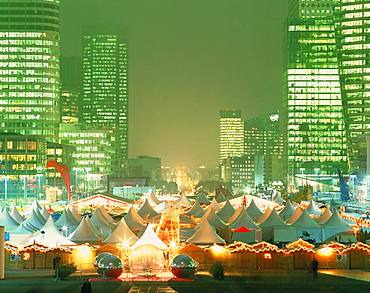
[60, 0, 288, 168]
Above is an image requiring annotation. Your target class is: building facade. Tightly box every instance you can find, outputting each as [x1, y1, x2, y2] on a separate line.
[335, 0, 370, 173]
[0, 133, 47, 201]
[81, 34, 128, 176]
[128, 156, 162, 185]
[285, 0, 348, 189]
[0, 0, 60, 142]
[60, 90, 79, 124]
[219, 110, 244, 181]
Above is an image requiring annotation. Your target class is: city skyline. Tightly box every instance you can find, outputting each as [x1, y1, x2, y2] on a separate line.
[60, 0, 288, 167]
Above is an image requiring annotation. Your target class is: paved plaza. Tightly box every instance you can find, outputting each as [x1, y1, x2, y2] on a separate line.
[0, 269, 368, 293]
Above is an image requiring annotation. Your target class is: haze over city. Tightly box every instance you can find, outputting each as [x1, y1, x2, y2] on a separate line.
[60, 0, 288, 167]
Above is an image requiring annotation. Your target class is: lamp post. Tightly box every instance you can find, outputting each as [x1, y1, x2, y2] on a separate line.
[4, 176, 9, 202]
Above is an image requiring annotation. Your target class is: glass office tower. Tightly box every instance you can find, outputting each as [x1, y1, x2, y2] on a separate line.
[82, 34, 128, 176]
[285, 0, 348, 188]
[335, 0, 370, 172]
[0, 0, 60, 142]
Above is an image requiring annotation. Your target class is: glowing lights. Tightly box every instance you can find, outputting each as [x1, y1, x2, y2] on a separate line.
[210, 244, 228, 256]
[317, 247, 334, 258]
[264, 253, 272, 260]
[22, 252, 30, 261]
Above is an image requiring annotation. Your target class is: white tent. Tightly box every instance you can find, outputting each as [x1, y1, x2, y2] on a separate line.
[318, 207, 332, 224]
[147, 192, 161, 206]
[26, 217, 76, 247]
[10, 206, 24, 224]
[259, 209, 292, 242]
[305, 200, 322, 216]
[290, 210, 322, 243]
[55, 207, 81, 232]
[32, 199, 42, 211]
[207, 198, 221, 212]
[0, 209, 19, 232]
[186, 200, 205, 218]
[40, 206, 50, 220]
[217, 200, 235, 223]
[322, 210, 354, 241]
[11, 208, 46, 234]
[246, 199, 263, 222]
[227, 206, 244, 224]
[286, 207, 303, 224]
[279, 200, 296, 221]
[137, 199, 159, 220]
[175, 194, 192, 207]
[124, 206, 146, 233]
[186, 219, 225, 245]
[230, 209, 261, 243]
[195, 191, 210, 205]
[131, 224, 167, 250]
[91, 206, 116, 228]
[104, 218, 138, 245]
[68, 216, 100, 243]
[200, 207, 226, 230]
[257, 207, 272, 224]
[215, 192, 227, 203]
[273, 193, 284, 205]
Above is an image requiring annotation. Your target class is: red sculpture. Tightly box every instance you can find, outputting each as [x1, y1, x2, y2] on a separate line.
[46, 160, 72, 201]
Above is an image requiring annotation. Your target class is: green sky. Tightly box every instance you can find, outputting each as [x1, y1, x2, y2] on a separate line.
[60, 0, 288, 168]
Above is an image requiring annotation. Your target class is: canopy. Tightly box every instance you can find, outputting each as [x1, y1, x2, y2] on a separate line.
[305, 200, 322, 216]
[246, 199, 263, 222]
[290, 210, 322, 243]
[55, 207, 81, 231]
[227, 206, 244, 224]
[318, 207, 332, 224]
[26, 217, 76, 247]
[279, 200, 296, 221]
[91, 206, 116, 229]
[68, 216, 100, 243]
[195, 191, 210, 205]
[273, 193, 284, 205]
[40, 206, 50, 220]
[322, 210, 353, 241]
[229, 208, 259, 230]
[257, 207, 272, 224]
[186, 200, 205, 218]
[200, 207, 226, 230]
[217, 200, 235, 223]
[258, 209, 288, 228]
[286, 207, 303, 224]
[10, 206, 24, 224]
[186, 219, 225, 245]
[147, 192, 161, 206]
[207, 198, 221, 212]
[73, 193, 131, 212]
[290, 210, 321, 228]
[32, 199, 42, 211]
[0, 209, 19, 232]
[11, 208, 46, 234]
[124, 206, 146, 232]
[137, 198, 159, 220]
[215, 192, 227, 203]
[104, 218, 138, 245]
[175, 194, 192, 207]
[131, 224, 167, 250]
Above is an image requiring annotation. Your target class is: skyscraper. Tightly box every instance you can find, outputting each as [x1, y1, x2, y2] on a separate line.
[60, 90, 79, 124]
[219, 110, 244, 163]
[0, 0, 60, 142]
[335, 0, 370, 173]
[219, 110, 244, 182]
[285, 0, 348, 188]
[82, 34, 128, 176]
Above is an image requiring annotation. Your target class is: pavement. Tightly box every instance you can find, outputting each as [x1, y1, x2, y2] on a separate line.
[319, 269, 370, 282]
[0, 269, 369, 293]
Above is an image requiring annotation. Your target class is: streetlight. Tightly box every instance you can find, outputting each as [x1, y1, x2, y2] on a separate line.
[3, 176, 9, 202]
